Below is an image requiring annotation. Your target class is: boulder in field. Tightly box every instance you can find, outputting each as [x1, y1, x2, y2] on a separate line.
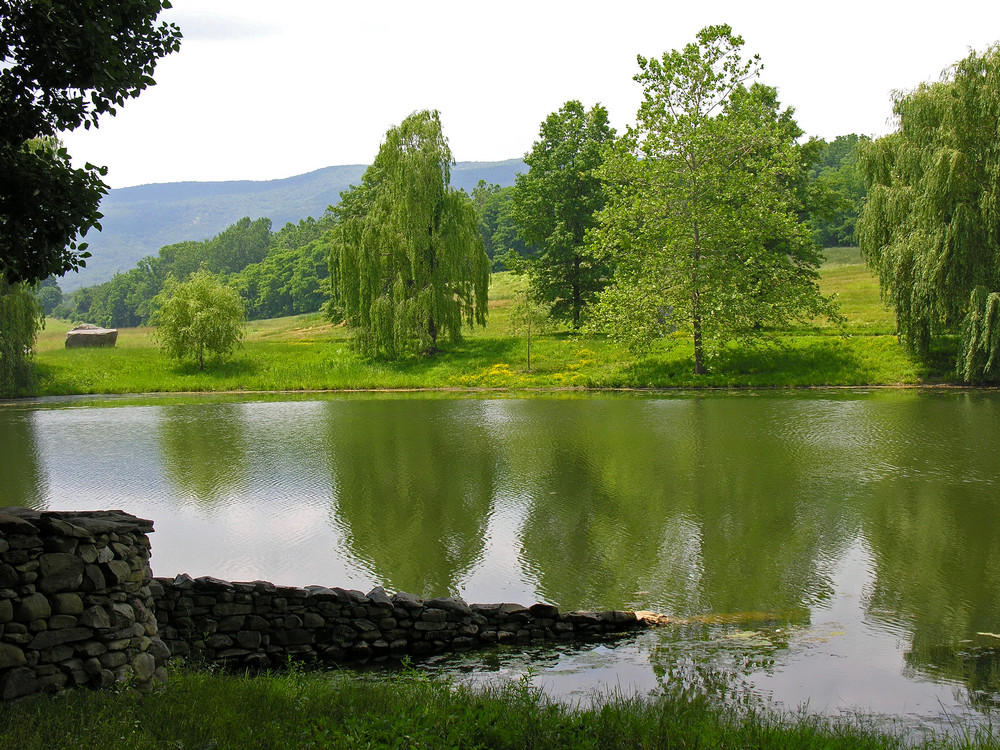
[65, 324, 118, 348]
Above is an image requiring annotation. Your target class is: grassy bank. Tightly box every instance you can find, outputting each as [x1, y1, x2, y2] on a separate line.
[29, 251, 954, 396]
[2, 665, 992, 750]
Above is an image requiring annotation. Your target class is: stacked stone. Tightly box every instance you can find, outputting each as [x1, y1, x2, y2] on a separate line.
[152, 574, 646, 670]
[0, 509, 168, 700]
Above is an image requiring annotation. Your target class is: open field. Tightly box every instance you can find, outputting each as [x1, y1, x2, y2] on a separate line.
[27, 250, 955, 396]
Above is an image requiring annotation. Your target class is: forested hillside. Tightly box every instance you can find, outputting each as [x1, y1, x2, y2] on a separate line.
[62, 159, 526, 292]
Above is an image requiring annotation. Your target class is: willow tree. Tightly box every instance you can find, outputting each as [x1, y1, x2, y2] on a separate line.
[329, 110, 489, 357]
[0, 277, 43, 397]
[591, 26, 837, 374]
[858, 45, 1000, 381]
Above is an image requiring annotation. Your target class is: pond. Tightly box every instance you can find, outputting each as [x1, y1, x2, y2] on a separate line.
[2, 389, 999, 737]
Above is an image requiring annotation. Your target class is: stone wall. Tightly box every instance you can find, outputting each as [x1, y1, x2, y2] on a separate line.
[0, 509, 168, 700]
[152, 574, 647, 670]
[0, 507, 653, 700]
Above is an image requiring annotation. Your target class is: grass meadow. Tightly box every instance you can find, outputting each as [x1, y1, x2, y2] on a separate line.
[28, 249, 954, 397]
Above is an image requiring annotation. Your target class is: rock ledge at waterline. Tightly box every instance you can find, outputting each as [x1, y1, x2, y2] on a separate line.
[0, 507, 658, 701]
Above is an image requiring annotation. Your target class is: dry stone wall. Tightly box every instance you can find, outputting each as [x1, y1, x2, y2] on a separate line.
[152, 574, 647, 670]
[0, 507, 653, 700]
[0, 509, 168, 701]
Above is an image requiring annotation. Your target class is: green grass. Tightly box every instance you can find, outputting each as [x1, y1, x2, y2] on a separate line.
[1, 665, 993, 750]
[27, 253, 957, 397]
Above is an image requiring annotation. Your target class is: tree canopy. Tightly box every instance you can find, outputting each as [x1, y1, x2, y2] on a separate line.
[329, 110, 489, 357]
[509, 101, 616, 328]
[590, 25, 837, 374]
[59, 215, 332, 328]
[807, 134, 868, 247]
[858, 44, 1000, 381]
[0, 0, 181, 285]
[152, 270, 245, 371]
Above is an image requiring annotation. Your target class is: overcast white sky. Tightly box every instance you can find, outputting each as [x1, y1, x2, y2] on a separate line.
[59, 0, 1000, 189]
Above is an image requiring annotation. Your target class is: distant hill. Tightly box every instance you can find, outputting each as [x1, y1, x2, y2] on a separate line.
[62, 158, 526, 292]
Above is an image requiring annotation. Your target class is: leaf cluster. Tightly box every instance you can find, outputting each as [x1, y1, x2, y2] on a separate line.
[151, 270, 245, 370]
[0, 0, 181, 285]
[510, 100, 616, 328]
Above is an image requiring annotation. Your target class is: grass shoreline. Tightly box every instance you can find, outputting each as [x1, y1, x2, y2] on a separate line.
[3, 664, 994, 749]
[25, 254, 964, 397]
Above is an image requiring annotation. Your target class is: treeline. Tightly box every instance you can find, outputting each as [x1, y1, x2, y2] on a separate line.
[40, 132, 865, 330]
[49, 215, 335, 327]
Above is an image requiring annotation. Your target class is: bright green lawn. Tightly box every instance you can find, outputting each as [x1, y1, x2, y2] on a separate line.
[28, 251, 953, 396]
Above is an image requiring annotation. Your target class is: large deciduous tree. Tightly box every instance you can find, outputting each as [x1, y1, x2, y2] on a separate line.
[510, 101, 615, 328]
[329, 110, 489, 357]
[858, 45, 1000, 381]
[591, 25, 837, 374]
[0, 0, 181, 285]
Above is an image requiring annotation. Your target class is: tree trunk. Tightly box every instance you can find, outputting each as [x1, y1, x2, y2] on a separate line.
[692, 305, 705, 375]
[691, 218, 705, 375]
[572, 255, 582, 329]
[425, 312, 438, 354]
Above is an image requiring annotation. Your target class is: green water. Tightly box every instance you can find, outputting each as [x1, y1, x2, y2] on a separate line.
[2, 389, 999, 731]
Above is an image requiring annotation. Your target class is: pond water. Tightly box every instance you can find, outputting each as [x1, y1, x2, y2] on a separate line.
[2, 389, 999, 737]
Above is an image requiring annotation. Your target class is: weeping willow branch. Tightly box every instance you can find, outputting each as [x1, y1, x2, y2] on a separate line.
[960, 286, 1000, 382]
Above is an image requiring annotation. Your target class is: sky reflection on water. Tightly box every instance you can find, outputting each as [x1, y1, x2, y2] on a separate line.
[2, 390, 999, 736]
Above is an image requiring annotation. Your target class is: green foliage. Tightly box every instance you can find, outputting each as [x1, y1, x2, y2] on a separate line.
[152, 270, 245, 371]
[858, 44, 1000, 382]
[238, 238, 331, 320]
[0, 0, 181, 285]
[807, 135, 869, 246]
[0, 277, 43, 396]
[960, 287, 1000, 381]
[591, 25, 838, 375]
[470, 181, 536, 267]
[33, 276, 63, 316]
[511, 101, 615, 328]
[329, 110, 490, 358]
[64, 215, 333, 327]
[0, 138, 108, 285]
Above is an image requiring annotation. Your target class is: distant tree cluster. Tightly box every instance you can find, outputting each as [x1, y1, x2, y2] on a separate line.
[807, 134, 868, 247]
[60, 216, 334, 327]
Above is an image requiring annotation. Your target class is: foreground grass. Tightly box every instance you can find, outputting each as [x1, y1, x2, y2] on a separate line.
[28, 253, 955, 396]
[1, 666, 993, 750]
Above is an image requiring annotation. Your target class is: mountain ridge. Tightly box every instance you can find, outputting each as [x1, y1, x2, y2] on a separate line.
[63, 158, 525, 291]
